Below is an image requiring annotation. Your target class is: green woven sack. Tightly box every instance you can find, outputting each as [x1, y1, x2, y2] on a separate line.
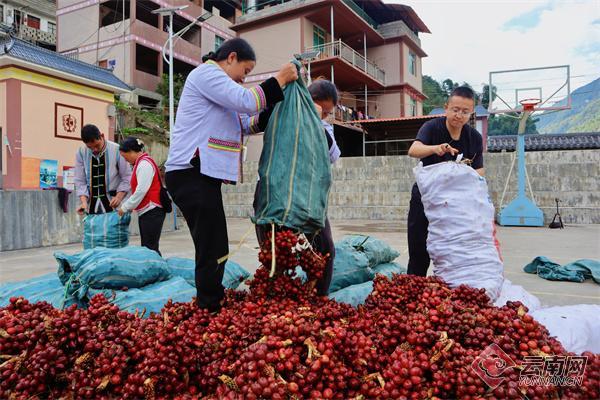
[253, 60, 332, 234]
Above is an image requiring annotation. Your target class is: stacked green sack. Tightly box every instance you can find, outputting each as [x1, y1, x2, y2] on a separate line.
[328, 235, 405, 307]
[55, 246, 171, 301]
[329, 235, 402, 293]
[0, 273, 82, 309]
[165, 257, 251, 289]
[86, 276, 196, 316]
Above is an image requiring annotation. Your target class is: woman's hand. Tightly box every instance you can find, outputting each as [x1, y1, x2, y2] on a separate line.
[275, 63, 298, 87]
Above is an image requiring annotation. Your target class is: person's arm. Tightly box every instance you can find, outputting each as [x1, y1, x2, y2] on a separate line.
[408, 141, 458, 158]
[323, 122, 341, 163]
[74, 149, 89, 214]
[110, 153, 132, 208]
[119, 160, 154, 215]
[471, 130, 484, 176]
[196, 63, 294, 115]
[408, 120, 458, 159]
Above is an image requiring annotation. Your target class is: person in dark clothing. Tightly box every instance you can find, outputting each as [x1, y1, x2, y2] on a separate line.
[165, 38, 298, 311]
[117, 137, 166, 255]
[406, 86, 484, 277]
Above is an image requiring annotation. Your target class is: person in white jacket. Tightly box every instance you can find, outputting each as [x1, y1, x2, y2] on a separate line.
[117, 137, 166, 255]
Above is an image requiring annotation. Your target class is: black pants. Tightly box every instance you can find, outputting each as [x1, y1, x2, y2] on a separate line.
[138, 207, 166, 256]
[253, 183, 335, 295]
[407, 183, 430, 276]
[166, 167, 228, 311]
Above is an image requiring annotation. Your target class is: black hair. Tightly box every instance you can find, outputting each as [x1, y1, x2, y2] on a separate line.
[308, 79, 338, 105]
[202, 38, 256, 63]
[450, 86, 475, 100]
[81, 124, 101, 143]
[119, 137, 145, 153]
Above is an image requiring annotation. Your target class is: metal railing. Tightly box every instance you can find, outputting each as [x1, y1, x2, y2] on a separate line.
[305, 40, 385, 84]
[341, 0, 378, 29]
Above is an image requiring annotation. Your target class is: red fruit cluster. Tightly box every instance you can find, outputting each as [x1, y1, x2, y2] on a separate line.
[0, 250, 598, 399]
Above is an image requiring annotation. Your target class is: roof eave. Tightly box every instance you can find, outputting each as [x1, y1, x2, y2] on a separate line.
[0, 56, 131, 94]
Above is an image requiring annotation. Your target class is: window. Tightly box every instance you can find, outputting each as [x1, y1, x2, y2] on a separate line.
[47, 22, 56, 35]
[26, 15, 40, 29]
[408, 51, 416, 76]
[408, 97, 417, 116]
[0, 5, 4, 24]
[215, 35, 224, 51]
[313, 25, 326, 48]
[98, 59, 108, 68]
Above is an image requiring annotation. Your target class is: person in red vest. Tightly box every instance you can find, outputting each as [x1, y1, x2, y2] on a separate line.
[117, 137, 166, 255]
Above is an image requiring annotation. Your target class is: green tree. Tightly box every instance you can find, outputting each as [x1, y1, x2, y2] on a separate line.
[156, 73, 187, 110]
[488, 114, 539, 136]
[422, 75, 448, 114]
[482, 84, 497, 110]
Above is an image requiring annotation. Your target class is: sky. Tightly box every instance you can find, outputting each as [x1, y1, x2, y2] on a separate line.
[393, 0, 600, 94]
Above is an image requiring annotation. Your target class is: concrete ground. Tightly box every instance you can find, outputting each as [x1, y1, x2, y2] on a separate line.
[1, 219, 598, 307]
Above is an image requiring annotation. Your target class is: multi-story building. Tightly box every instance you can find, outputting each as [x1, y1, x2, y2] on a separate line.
[0, 0, 57, 50]
[233, 0, 428, 119]
[231, 0, 429, 159]
[56, 0, 240, 106]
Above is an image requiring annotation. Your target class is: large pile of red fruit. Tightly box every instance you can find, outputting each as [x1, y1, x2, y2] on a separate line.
[1, 229, 598, 399]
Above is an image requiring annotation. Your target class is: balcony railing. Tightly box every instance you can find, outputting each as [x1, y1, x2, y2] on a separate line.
[17, 24, 56, 45]
[305, 40, 385, 84]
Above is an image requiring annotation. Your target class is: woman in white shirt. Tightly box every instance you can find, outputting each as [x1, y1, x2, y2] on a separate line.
[118, 137, 165, 255]
[165, 38, 297, 311]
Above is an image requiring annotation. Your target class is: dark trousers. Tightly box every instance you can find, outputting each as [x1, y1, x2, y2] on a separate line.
[138, 207, 166, 256]
[253, 183, 334, 295]
[407, 183, 430, 276]
[166, 168, 228, 311]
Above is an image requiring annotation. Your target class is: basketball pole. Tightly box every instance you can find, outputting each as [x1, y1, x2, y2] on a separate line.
[497, 100, 544, 227]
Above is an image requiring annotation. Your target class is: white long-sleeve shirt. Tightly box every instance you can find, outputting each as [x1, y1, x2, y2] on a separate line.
[120, 160, 159, 216]
[322, 120, 341, 164]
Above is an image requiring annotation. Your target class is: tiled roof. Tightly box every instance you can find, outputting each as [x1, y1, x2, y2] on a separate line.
[0, 36, 130, 91]
[487, 133, 600, 152]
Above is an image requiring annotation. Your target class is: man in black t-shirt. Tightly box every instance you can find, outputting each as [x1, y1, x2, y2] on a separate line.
[406, 86, 484, 276]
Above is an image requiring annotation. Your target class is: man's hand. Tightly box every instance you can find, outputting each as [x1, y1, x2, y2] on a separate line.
[435, 143, 459, 157]
[109, 192, 126, 209]
[77, 196, 88, 215]
[117, 208, 126, 217]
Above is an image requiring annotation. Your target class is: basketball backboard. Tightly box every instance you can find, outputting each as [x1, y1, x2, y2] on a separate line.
[488, 65, 570, 114]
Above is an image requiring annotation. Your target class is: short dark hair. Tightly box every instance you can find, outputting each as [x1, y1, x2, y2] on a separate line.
[119, 136, 145, 153]
[81, 124, 101, 143]
[450, 86, 475, 100]
[202, 38, 256, 63]
[308, 79, 338, 105]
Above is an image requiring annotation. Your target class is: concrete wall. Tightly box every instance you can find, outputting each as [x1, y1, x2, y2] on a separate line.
[0, 190, 179, 252]
[19, 82, 111, 184]
[239, 17, 302, 75]
[368, 43, 401, 86]
[222, 150, 600, 225]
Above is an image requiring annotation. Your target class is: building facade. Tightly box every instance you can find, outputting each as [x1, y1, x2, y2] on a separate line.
[0, 0, 57, 50]
[56, 0, 239, 106]
[0, 37, 129, 190]
[233, 0, 429, 120]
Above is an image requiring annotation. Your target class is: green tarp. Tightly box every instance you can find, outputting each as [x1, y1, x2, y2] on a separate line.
[524, 256, 600, 284]
[253, 60, 332, 234]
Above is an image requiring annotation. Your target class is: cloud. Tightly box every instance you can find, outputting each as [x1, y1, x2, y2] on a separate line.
[394, 0, 600, 92]
[502, 3, 554, 32]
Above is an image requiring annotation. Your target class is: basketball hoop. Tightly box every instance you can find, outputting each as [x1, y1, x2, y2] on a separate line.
[520, 98, 541, 112]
